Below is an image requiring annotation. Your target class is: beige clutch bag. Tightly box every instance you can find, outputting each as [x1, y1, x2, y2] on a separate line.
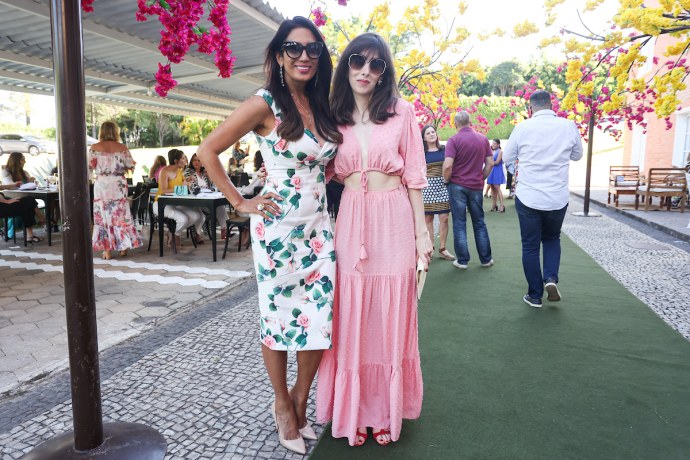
[416, 257, 427, 300]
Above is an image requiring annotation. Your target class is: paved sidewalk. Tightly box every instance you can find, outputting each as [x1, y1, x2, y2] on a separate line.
[572, 187, 690, 241]
[0, 228, 254, 395]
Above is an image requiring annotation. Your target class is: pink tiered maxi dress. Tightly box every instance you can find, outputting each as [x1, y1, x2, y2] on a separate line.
[316, 100, 428, 445]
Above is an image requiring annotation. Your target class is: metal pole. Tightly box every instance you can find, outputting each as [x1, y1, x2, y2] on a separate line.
[583, 111, 595, 216]
[50, 0, 104, 450]
[24, 1, 165, 457]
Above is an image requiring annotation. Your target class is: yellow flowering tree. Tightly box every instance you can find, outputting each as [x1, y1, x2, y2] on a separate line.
[543, 0, 690, 125]
[313, 0, 485, 129]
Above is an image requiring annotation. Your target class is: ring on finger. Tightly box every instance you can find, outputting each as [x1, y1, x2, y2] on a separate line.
[257, 203, 265, 211]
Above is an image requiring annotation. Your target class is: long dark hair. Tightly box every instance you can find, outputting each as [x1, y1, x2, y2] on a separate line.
[187, 153, 205, 174]
[331, 33, 399, 126]
[421, 125, 442, 153]
[264, 16, 341, 143]
[5, 152, 29, 182]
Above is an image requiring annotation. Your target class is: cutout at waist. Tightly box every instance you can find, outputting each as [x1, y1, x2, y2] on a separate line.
[343, 171, 402, 191]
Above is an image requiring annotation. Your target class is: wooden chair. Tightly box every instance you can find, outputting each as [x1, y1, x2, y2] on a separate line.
[635, 168, 687, 212]
[608, 166, 640, 207]
[222, 215, 250, 259]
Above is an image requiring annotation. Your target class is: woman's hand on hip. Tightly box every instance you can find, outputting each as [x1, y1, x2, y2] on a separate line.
[236, 193, 283, 220]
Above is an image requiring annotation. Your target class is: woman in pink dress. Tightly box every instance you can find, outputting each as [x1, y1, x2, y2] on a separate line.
[316, 33, 432, 447]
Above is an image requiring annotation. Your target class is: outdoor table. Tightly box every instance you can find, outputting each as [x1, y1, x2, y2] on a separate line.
[157, 192, 229, 262]
[3, 188, 60, 246]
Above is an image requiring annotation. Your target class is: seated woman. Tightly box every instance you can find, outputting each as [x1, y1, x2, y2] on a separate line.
[154, 149, 206, 249]
[184, 153, 229, 239]
[1, 152, 46, 237]
[0, 182, 43, 243]
[230, 154, 267, 246]
[148, 155, 167, 186]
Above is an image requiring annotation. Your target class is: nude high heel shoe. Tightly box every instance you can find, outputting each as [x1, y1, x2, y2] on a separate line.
[271, 401, 306, 455]
[298, 423, 317, 440]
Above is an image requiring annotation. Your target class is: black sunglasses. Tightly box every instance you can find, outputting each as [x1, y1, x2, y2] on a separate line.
[281, 41, 324, 59]
[348, 53, 387, 76]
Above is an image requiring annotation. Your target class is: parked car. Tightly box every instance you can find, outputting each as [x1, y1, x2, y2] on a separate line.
[0, 134, 55, 155]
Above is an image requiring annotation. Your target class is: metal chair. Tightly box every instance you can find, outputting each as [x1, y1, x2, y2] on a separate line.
[222, 215, 250, 259]
[146, 198, 198, 254]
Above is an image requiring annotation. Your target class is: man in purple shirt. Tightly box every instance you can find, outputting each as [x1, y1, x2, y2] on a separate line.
[442, 111, 494, 269]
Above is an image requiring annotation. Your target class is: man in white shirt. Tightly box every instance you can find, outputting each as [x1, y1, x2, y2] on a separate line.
[504, 90, 583, 308]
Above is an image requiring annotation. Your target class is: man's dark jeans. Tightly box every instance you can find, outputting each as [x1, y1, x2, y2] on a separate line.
[514, 197, 568, 299]
[447, 184, 492, 265]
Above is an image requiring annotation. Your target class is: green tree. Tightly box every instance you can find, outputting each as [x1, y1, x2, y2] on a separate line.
[85, 103, 129, 138]
[487, 61, 525, 96]
[180, 117, 220, 145]
[522, 58, 567, 95]
[458, 71, 491, 96]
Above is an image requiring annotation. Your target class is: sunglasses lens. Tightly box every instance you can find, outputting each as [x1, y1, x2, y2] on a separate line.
[370, 59, 386, 75]
[349, 54, 366, 70]
[284, 43, 302, 59]
[306, 42, 323, 59]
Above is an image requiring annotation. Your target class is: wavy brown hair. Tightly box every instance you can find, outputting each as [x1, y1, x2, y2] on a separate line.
[264, 16, 341, 144]
[330, 33, 399, 126]
[5, 152, 29, 182]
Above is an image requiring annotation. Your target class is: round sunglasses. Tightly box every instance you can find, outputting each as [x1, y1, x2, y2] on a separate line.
[281, 41, 324, 59]
[348, 54, 387, 76]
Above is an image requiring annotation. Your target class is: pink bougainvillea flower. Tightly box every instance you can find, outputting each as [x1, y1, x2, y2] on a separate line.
[81, 0, 94, 13]
[312, 7, 327, 27]
[154, 63, 177, 97]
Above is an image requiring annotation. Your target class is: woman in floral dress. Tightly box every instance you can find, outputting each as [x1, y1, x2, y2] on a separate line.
[89, 121, 142, 260]
[198, 16, 341, 455]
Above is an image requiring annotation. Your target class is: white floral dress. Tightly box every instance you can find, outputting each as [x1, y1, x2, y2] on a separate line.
[252, 89, 337, 351]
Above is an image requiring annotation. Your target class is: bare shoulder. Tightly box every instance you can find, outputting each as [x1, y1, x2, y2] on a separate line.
[91, 141, 128, 154]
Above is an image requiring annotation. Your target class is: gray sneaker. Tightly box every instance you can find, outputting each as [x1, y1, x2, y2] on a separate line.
[452, 260, 468, 269]
[544, 279, 561, 302]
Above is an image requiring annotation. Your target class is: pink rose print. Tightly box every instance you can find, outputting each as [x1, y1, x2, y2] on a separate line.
[305, 270, 321, 285]
[297, 313, 311, 328]
[262, 335, 276, 348]
[290, 175, 302, 189]
[255, 221, 265, 240]
[267, 258, 276, 270]
[305, 155, 316, 163]
[275, 138, 288, 152]
[321, 324, 331, 338]
[310, 238, 324, 254]
[274, 117, 282, 128]
[288, 261, 295, 273]
[301, 295, 310, 304]
[279, 319, 286, 330]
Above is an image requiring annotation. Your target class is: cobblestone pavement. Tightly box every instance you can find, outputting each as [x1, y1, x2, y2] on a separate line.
[573, 188, 690, 241]
[564, 196, 690, 340]
[0, 228, 254, 395]
[0, 282, 320, 459]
